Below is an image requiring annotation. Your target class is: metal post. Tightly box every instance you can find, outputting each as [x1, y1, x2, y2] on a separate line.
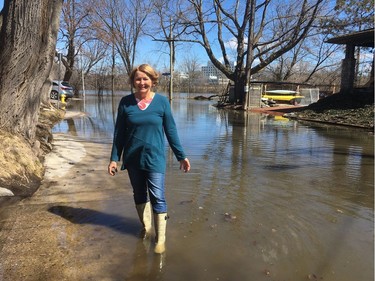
[244, 0, 256, 109]
[57, 53, 62, 109]
[169, 17, 173, 102]
[81, 53, 86, 112]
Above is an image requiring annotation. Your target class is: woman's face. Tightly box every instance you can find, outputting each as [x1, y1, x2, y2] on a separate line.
[133, 70, 153, 95]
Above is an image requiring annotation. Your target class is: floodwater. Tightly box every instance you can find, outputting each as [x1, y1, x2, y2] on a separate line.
[52, 92, 374, 281]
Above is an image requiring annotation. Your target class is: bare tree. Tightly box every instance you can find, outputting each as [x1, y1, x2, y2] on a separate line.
[91, 0, 152, 76]
[320, 0, 374, 89]
[0, 0, 63, 141]
[321, 0, 374, 34]
[79, 40, 108, 77]
[265, 0, 373, 87]
[148, 0, 188, 99]
[180, 52, 202, 92]
[59, 0, 93, 82]
[175, 0, 325, 106]
[265, 33, 340, 84]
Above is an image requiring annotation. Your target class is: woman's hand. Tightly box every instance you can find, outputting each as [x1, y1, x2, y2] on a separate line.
[179, 158, 191, 173]
[108, 161, 118, 176]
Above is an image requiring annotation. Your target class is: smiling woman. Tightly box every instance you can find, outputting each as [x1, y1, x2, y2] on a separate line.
[108, 64, 191, 255]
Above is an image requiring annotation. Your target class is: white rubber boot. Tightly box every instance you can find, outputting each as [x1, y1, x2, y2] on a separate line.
[135, 202, 152, 239]
[154, 213, 168, 254]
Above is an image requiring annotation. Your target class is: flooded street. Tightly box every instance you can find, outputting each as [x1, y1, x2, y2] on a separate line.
[0, 92, 373, 281]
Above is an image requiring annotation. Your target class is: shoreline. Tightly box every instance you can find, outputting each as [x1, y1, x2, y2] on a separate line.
[0, 110, 88, 199]
[249, 104, 374, 130]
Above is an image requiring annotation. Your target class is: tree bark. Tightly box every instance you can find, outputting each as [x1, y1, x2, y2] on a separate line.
[0, 0, 63, 142]
[234, 74, 246, 105]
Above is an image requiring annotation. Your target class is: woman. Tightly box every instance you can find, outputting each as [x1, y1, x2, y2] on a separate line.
[108, 64, 190, 254]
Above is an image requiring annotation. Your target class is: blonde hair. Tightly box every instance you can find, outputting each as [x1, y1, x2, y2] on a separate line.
[129, 64, 159, 86]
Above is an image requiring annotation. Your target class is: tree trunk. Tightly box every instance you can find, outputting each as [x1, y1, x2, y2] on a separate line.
[63, 36, 75, 81]
[233, 73, 246, 106]
[0, 0, 63, 142]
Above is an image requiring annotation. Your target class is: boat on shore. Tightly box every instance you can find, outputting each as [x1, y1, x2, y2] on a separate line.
[262, 90, 304, 105]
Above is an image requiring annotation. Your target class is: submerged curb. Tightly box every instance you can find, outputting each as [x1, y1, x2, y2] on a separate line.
[291, 116, 374, 130]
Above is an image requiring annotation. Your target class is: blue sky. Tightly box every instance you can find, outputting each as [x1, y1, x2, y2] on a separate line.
[0, 0, 208, 70]
[134, 37, 209, 72]
[0, 0, 209, 72]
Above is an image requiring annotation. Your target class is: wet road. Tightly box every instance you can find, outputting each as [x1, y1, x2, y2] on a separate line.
[0, 94, 373, 281]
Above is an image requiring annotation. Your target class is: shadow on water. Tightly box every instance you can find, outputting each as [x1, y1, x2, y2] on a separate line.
[48, 205, 139, 236]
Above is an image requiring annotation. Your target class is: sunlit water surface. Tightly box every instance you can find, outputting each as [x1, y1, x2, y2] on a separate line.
[53, 92, 374, 281]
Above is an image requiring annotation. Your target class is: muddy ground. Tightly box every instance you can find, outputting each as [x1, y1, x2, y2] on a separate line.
[0, 133, 139, 281]
[292, 91, 374, 130]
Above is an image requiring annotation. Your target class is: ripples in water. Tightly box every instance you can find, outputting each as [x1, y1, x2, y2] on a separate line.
[54, 95, 373, 281]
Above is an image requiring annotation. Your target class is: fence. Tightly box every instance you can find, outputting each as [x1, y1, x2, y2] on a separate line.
[299, 88, 320, 105]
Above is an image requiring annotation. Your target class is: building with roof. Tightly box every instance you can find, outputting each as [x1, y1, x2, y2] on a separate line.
[326, 28, 374, 94]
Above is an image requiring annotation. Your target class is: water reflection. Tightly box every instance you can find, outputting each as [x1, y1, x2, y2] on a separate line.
[53, 92, 374, 281]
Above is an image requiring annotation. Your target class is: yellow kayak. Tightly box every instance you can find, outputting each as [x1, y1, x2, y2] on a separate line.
[262, 90, 305, 104]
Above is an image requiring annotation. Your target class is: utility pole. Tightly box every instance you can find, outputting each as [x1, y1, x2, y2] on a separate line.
[244, 0, 256, 110]
[80, 52, 86, 112]
[168, 17, 174, 102]
[152, 18, 177, 102]
[111, 15, 115, 96]
[57, 52, 62, 109]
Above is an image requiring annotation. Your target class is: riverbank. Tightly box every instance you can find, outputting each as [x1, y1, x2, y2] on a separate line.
[0, 103, 88, 201]
[291, 91, 374, 130]
[251, 91, 374, 130]
[0, 104, 64, 199]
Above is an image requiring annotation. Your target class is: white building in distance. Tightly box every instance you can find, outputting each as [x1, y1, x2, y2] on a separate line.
[201, 61, 235, 84]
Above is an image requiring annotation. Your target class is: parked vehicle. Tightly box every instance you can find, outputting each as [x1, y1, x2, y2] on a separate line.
[50, 81, 74, 100]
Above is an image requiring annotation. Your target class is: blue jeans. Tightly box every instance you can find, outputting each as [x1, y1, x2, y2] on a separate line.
[127, 168, 167, 214]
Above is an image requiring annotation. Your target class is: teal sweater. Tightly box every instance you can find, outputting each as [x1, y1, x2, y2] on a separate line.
[110, 93, 186, 173]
